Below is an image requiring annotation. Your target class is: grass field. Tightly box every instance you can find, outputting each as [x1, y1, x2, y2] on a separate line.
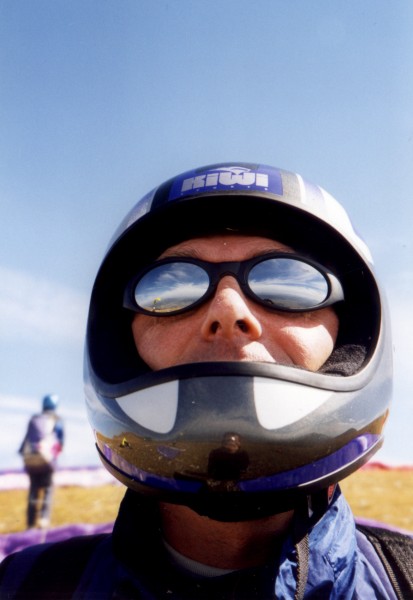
[1, 467, 413, 534]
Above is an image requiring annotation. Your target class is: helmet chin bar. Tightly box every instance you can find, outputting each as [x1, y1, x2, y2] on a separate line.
[96, 434, 381, 522]
[87, 360, 388, 522]
[97, 444, 306, 521]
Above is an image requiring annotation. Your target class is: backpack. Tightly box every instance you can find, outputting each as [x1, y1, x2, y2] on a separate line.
[356, 524, 413, 600]
[21, 413, 61, 470]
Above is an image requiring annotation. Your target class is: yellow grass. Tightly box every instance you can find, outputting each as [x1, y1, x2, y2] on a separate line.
[0, 484, 125, 534]
[1, 468, 412, 534]
[340, 468, 413, 532]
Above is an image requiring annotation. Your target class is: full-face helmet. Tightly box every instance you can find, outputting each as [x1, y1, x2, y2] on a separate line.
[84, 163, 392, 520]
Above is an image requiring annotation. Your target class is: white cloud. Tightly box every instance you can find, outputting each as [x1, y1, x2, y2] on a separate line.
[0, 393, 39, 416]
[0, 266, 89, 345]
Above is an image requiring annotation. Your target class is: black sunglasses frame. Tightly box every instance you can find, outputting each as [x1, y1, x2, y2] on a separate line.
[123, 252, 344, 317]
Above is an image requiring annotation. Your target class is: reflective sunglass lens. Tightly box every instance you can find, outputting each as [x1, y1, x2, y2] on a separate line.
[134, 262, 209, 313]
[248, 258, 329, 309]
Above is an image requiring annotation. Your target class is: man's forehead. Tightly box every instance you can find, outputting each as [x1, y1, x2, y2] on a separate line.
[158, 233, 294, 260]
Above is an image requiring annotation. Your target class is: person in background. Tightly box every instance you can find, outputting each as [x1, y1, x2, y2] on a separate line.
[18, 393, 64, 529]
[1, 163, 412, 598]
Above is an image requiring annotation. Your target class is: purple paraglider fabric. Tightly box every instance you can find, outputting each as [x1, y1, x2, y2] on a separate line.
[0, 522, 114, 561]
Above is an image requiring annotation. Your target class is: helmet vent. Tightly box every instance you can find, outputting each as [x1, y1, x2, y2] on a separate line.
[254, 379, 331, 430]
[116, 380, 179, 434]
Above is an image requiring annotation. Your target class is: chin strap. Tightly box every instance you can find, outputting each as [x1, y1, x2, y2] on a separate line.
[292, 499, 310, 600]
[294, 530, 309, 600]
[293, 484, 337, 600]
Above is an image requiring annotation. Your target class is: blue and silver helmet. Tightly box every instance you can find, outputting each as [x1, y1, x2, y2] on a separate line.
[42, 393, 59, 412]
[84, 163, 392, 520]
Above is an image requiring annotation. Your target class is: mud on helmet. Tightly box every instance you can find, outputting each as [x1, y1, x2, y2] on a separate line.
[84, 163, 392, 521]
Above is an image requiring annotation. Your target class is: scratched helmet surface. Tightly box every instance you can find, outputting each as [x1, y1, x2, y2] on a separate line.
[84, 163, 392, 520]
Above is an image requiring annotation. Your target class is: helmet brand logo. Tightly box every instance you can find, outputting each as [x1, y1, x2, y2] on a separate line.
[168, 163, 282, 202]
[181, 167, 269, 193]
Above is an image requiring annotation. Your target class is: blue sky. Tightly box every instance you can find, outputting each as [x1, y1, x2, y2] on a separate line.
[0, 1, 412, 469]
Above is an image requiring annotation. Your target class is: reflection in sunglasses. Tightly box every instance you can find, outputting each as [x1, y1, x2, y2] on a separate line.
[127, 254, 342, 315]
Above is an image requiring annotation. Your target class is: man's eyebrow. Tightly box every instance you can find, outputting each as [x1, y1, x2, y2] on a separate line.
[158, 247, 297, 260]
[158, 248, 206, 260]
[256, 248, 296, 256]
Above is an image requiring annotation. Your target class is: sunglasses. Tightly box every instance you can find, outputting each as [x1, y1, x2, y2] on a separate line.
[123, 252, 344, 316]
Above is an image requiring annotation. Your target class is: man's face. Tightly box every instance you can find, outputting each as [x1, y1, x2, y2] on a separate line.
[131, 235, 339, 372]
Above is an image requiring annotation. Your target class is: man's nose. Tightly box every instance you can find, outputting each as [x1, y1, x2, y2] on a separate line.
[200, 277, 262, 340]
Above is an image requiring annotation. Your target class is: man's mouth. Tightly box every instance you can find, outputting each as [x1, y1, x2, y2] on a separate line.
[175, 342, 292, 366]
